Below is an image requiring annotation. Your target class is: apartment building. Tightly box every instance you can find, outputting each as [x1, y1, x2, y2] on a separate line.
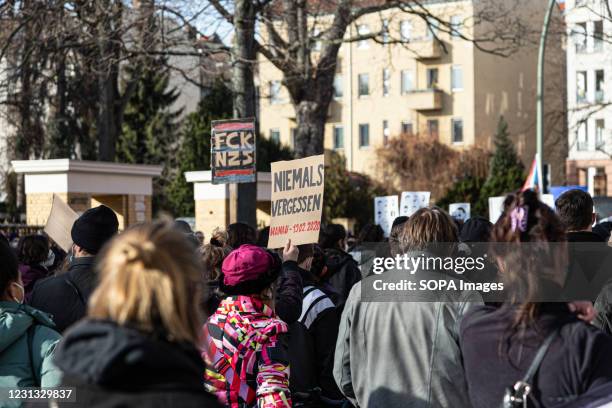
[257, 0, 567, 184]
[565, 0, 612, 196]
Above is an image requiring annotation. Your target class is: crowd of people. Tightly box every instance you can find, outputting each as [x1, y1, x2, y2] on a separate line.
[2, 188, 612, 407]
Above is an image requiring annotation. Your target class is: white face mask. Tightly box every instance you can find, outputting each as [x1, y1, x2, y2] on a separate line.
[11, 282, 25, 304]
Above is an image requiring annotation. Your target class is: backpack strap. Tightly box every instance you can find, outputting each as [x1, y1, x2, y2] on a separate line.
[521, 330, 558, 384]
[26, 325, 40, 386]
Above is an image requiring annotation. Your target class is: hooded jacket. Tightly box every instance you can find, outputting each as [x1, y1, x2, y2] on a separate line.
[53, 319, 221, 408]
[321, 248, 361, 310]
[0, 301, 61, 406]
[203, 296, 291, 408]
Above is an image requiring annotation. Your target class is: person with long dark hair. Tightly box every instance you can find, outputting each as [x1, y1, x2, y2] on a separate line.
[460, 190, 612, 408]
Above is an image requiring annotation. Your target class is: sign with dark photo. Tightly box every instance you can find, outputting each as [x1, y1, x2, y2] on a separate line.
[211, 118, 256, 184]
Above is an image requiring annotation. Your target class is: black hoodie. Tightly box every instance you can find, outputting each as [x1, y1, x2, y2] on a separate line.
[53, 320, 221, 408]
[321, 248, 361, 311]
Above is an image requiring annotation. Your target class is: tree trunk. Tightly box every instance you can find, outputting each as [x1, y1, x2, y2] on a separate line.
[294, 101, 327, 158]
[230, 0, 257, 228]
[96, 0, 122, 162]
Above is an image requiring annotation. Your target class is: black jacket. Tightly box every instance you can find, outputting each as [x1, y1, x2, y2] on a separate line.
[284, 262, 343, 402]
[460, 303, 612, 408]
[274, 260, 304, 324]
[564, 231, 612, 302]
[321, 248, 361, 311]
[29, 257, 97, 333]
[53, 320, 221, 408]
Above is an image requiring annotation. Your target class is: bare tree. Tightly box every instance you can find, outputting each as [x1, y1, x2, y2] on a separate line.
[209, 0, 536, 158]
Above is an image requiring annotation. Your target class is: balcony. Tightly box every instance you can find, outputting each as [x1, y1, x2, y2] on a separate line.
[405, 89, 443, 111]
[410, 39, 443, 60]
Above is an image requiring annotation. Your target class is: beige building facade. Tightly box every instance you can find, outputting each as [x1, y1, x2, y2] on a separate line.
[257, 0, 567, 184]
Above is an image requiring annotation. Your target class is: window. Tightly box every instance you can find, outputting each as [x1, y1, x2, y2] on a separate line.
[400, 21, 412, 42]
[358, 73, 370, 97]
[576, 71, 587, 103]
[451, 65, 463, 91]
[427, 119, 439, 139]
[401, 70, 414, 94]
[401, 121, 413, 135]
[382, 19, 390, 44]
[596, 119, 605, 148]
[270, 81, 282, 104]
[574, 23, 587, 53]
[426, 18, 439, 40]
[382, 69, 390, 96]
[313, 28, 322, 51]
[333, 126, 344, 149]
[359, 124, 370, 148]
[357, 25, 370, 49]
[594, 21, 604, 52]
[269, 129, 280, 144]
[383, 120, 390, 146]
[450, 15, 462, 39]
[452, 119, 463, 143]
[291, 128, 297, 148]
[334, 75, 344, 98]
[577, 121, 588, 151]
[596, 70, 604, 103]
[427, 68, 439, 89]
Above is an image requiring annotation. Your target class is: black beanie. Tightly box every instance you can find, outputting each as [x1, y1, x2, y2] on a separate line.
[71, 205, 119, 254]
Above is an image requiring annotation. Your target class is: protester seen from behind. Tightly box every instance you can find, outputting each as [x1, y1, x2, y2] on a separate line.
[30, 205, 119, 333]
[17, 234, 51, 303]
[554, 190, 612, 312]
[318, 224, 361, 311]
[53, 221, 221, 407]
[334, 207, 482, 408]
[0, 234, 62, 406]
[285, 243, 344, 406]
[203, 242, 292, 408]
[227, 222, 256, 249]
[460, 190, 612, 408]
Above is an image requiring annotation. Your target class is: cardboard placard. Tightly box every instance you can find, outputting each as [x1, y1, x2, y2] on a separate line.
[211, 118, 256, 184]
[488, 196, 506, 224]
[541, 193, 555, 210]
[400, 191, 430, 217]
[267, 155, 325, 248]
[449, 203, 470, 222]
[374, 195, 399, 237]
[44, 194, 79, 252]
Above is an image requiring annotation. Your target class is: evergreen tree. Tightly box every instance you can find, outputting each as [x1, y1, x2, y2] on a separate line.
[117, 63, 181, 164]
[116, 61, 182, 213]
[166, 80, 232, 217]
[476, 116, 525, 214]
[165, 80, 296, 217]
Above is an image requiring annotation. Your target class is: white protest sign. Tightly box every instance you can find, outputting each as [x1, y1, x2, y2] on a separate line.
[268, 154, 325, 248]
[44, 194, 79, 252]
[488, 196, 506, 224]
[374, 195, 399, 237]
[400, 191, 430, 217]
[541, 194, 555, 210]
[449, 203, 470, 222]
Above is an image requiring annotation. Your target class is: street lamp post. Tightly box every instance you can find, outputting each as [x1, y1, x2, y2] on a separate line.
[536, 0, 557, 194]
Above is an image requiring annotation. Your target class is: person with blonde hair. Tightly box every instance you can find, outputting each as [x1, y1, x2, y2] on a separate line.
[53, 222, 221, 408]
